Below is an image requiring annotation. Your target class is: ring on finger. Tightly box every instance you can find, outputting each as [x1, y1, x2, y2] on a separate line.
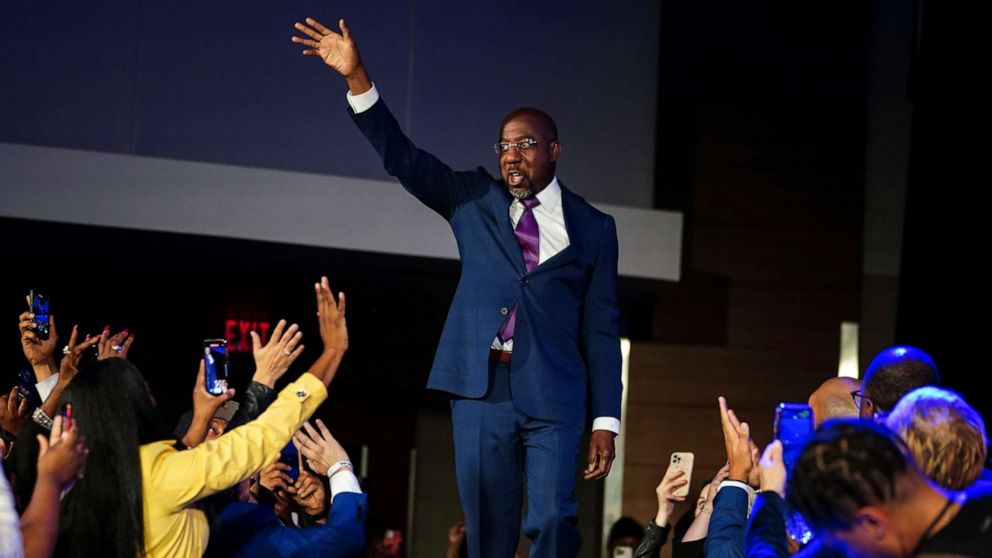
[284, 348, 293, 356]
[62, 345, 72, 355]
[111, 344, 123, 352]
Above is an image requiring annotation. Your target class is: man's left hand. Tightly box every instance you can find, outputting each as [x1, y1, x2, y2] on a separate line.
[583, 430, 616, 480]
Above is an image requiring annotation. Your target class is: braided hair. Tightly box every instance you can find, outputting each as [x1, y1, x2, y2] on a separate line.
[786, 419, 913, 532]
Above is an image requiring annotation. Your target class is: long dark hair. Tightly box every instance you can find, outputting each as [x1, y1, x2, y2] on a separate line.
[55, 358, 174, 558]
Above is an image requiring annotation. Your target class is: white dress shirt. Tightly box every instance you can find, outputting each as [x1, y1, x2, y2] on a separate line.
[346, 84, 620, 435]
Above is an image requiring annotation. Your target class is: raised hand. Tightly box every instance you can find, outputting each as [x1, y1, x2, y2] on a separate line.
[655, 465, 689, 526]
[291, 18, 372, 94]
[758, 440, 787, 498]
[59, 325, 100, 379]
[251, 319, 304, 388]
[97, 326, 134, 360]
[446, 521, 467, 558]
[19, 306, 58, 367]
[0, 387, 29, 436]
[316, 276, 347, 354]
[294, 419, 350, 476]
[36, 414, 88, 489]
[182, 360, 236, 448]
[287, 471, 328, 517]
[718, 396, 753, 483]
[699, 464, 730, 515]
[307, 276, 348, 386]
[256, 461, 295, 494]
[292, 18, 361, 76]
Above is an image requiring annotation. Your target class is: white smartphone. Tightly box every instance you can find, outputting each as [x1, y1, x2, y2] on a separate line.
[613, 547, 633, 558]
[670, 451, 694, 498]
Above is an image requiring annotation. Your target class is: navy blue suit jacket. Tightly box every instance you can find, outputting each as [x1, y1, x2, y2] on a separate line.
[705, 484, 749, 558]
[351, 99, 622, 426]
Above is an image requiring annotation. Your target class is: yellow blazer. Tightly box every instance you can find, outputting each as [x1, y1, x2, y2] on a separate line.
[139, 373, 327, 557]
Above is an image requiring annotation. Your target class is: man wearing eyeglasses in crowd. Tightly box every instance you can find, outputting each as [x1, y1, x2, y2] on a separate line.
[292, 16, 623, 558]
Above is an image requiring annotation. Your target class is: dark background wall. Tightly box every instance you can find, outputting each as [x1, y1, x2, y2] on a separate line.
[0, 0, 661, 208]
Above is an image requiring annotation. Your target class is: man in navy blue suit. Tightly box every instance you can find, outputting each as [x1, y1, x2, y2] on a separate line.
[293, 17, 623, 557]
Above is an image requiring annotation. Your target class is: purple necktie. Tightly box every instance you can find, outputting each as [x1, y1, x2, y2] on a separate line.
[497, 197, 541, 343]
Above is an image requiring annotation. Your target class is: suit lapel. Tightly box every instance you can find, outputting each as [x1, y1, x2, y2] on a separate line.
[490, 182, 527, 274]
[530, 183, 581, 275]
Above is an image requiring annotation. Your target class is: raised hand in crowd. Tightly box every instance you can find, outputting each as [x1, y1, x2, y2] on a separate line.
[718, 396, 757, 485]
[308, 276, 348, 387]
[757, 440, 786, 498]
[681, 464, 730, 542]
[181, 360, 237, 448]
[250, 319, 304, 389]
[294, 418, 350, 476]
[255, 461, 295, 495]
[37, 326, 102, 422]
[20, 414, 88, 558]
[445, 520, 467, 558]
[700, 464, 730, 515]
[285, 445, 328, 518]
[0, 388, 29, 437]
[654, 462, 690, 527]
[19, 303, 58, 378]
[96, 326, 133, 360]
[58, 325, 100, 378]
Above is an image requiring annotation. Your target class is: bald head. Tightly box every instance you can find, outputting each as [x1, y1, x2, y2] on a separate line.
[499, 107, 558, 141]
[808, 377, 860, 427]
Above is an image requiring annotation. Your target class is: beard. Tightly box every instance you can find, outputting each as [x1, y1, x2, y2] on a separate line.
[508, 185, 532, 200]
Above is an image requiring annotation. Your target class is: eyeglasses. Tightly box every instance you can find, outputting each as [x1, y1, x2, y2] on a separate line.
[850, 390, 873, 409]
[494, 138, 540, 154]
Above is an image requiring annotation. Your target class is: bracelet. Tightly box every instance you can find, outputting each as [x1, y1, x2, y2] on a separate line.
[326, 460, 353, 478]
[32, 408, 54, 430]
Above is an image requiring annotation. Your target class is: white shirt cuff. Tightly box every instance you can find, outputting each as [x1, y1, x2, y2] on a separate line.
[719, 479, 750, 493]
[35, 373, 60, 403]
[329, 470, 362, 500]
[592, 417, 621, 435]
[346, 83, 379, 114]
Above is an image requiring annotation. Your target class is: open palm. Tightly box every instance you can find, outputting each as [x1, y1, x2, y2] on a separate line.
[292, 18, 361, 77]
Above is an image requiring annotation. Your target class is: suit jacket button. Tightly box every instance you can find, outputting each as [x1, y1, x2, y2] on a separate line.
[520, 278, 529, 286]
[500, 307, 509, 316]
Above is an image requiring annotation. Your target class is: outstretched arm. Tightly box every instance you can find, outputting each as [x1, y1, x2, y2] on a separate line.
[292, 17, 372, 95]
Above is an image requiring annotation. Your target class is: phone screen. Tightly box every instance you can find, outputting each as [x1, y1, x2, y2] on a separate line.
[30, 290, 50, 340]
[203, 339, 229, 396]
[774, 403, 813, 471]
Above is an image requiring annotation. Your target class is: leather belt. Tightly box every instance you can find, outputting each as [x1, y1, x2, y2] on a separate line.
[489, 349, 512, 364]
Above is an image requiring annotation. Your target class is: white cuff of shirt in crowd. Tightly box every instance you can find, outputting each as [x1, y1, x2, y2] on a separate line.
[36, 373, 60, 403]
[329, 470, 362, 500]
[346, 83, 380, 114]
[719, 479, 751, 493]
[592, 417, 621, 435]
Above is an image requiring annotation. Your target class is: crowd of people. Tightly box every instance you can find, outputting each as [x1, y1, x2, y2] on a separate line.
[604, 346, 991, 558]
[3, 283, 990, 558]
[1, 279, 371, 558]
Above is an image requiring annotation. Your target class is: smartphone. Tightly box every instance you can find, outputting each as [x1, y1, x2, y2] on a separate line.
[774, 403, 814, 472]
[203, 339, 229, 396]
[670, 451, 694, 498]
[15, 369, 39, 407]
[613, 547, 634, 558]
[29, 289, 50, 341]
[280, 446, 300, 483]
